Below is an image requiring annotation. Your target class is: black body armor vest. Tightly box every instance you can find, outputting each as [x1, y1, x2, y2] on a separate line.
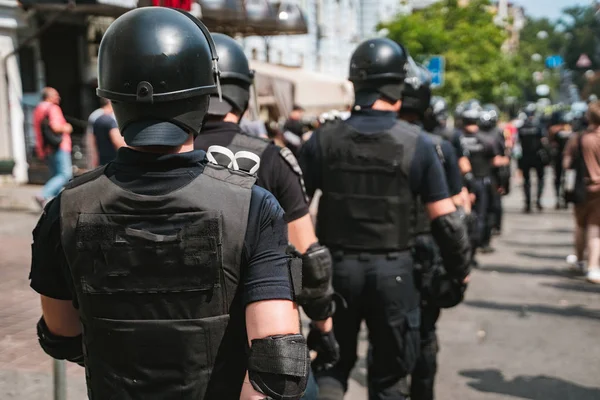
[316, 119, 417, 252]
[518, 122, 542, 155]
[461, 133, 492, 179]
[60, 163, 254, 400]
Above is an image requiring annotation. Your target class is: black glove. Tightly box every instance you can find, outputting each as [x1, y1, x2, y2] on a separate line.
[307, 325, 340, 373]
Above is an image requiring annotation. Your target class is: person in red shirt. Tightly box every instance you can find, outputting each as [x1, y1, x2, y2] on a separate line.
[33, 87, 73, 207]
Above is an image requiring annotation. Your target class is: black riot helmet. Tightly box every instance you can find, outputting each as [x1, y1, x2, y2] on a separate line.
[550, 110, 567, 126]
[479, 104, 500, 130]
[430, 96, 449, 124]
[97, 7, 220, 147]
[400, 57, 432, 118]
[523, 102, 537, 118]
[423, 95, 449, 133]
[208, 33, 255, 118]
[459, 99, 483, 126]
[349, 38, 408, 107]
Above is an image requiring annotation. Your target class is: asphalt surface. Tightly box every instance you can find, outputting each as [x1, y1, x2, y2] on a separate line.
[1, 177, 600, 399]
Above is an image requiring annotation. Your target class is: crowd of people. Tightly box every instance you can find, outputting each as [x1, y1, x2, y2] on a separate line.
[26, 6, 600, 400]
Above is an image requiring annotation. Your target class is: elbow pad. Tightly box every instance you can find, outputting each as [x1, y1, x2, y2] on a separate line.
[248, 334, 310, 400]
[37, 317, 84, 366]
[431, 211, 471, 281]
[296, 243, 335, 321]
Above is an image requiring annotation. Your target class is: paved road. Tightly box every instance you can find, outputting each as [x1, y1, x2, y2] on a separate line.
[1, 181, 600, 399]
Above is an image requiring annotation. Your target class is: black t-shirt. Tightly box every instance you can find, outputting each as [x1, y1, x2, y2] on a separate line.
[194, 121, 309, 223]
[439, 139, 463, 196]
[449, 129, 469, 159]
[93, 113, 119, 165]
[29, 147, 293, 307]
[299, 109, 450, 203]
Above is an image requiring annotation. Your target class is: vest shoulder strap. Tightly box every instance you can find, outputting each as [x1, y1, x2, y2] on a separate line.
[63, 165, 107, 190]
[229, 133, 270, 156]
[279, 147, 303, 177]
[387, 120, 420, 177]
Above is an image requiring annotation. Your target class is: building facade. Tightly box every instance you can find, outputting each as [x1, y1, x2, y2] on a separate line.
[243, 0, 415, 78]
[0, 0, 27, 182]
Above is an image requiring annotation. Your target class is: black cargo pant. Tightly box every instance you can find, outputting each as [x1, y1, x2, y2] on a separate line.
[411, 234, 442, 400]
[316, 251, 420, 400]
[519, 156, 545, 207]
[554, 151, 564, 203]
[472, 178, 493, 249]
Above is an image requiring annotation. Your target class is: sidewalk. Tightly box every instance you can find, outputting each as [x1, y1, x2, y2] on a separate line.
[0, 184, 43, 213]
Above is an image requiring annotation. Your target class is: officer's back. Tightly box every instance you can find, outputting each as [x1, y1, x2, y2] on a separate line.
[29, 8, 309, 400]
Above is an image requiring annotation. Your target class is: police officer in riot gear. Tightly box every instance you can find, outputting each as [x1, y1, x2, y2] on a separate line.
[398, 61, 468, 400]
[193, 33, 339, 395]
[518, 103, 547, 213]
[459, 100, 500, 258]
[29, 8, 309, 400]
[548, 110, 573, 209]
[479, 104, 510, 235]
[299, 38, 471, 400]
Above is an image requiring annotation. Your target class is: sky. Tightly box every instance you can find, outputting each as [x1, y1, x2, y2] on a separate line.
[513, 0, 592, 21]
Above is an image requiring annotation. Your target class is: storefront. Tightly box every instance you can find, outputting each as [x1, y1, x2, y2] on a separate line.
[0, 0, 28, 182]
[1, 0, 307, 183]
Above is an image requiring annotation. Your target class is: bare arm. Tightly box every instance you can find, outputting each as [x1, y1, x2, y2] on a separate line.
[87, 132, 99, 168]
[458, 157, 472, 175]
[242, 300, 301, 400]
[493, 155, 510, 167]
[109, 127, 126, 150]
[287, 214, 318, 254]
[426, 197, 457, 220]
[40, 295, 81, 337]
[563, 155, 573, 170]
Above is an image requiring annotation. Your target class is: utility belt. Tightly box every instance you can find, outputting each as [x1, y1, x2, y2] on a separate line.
[330, 249, 408, 262]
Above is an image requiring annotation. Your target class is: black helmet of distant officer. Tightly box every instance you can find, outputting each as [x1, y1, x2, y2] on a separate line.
[205, 33, 254, 122]
[398, 57, 432, 124]
[479, 104, 500, 132]
[424, 96, 450, 133]
[348, 37, 409, 109]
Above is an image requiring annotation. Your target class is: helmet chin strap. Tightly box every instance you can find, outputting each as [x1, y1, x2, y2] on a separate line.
[213, 59, 223, 102]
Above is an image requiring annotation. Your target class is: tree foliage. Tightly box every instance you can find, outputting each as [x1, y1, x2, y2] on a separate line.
[380, 0, 515, 106]
[380, 0, 600, 106]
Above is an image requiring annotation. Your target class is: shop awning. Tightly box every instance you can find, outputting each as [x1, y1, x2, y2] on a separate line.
[250, 61, 354, 116]
[19, 0, 308, 34]
[198, 0, 307, 36]
[18, 0, 137, 17]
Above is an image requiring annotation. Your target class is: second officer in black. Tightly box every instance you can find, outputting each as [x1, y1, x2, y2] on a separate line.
[299, 38, 471, 400]
[193, 33, 339, 388]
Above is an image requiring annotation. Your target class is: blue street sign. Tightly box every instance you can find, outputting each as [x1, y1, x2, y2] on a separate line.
[425, 56, 445, 88]
[545, 55, 564, 69]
